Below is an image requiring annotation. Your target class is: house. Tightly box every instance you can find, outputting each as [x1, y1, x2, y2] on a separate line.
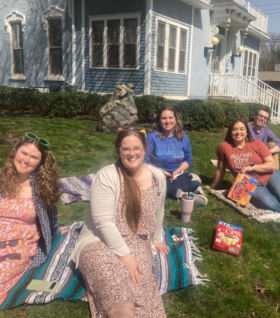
[258, 72, 280, 91]
[1, 0, 278, 121]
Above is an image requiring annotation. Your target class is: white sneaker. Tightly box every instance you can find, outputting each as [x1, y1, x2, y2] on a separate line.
[191, 193, 208, 206]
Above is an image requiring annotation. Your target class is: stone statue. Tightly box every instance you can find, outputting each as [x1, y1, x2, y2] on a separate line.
[98, 83, 138, 132]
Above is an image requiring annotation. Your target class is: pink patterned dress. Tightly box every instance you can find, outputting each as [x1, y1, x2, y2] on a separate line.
[79, 175, 166, 318]
[0, 198, 41, 305]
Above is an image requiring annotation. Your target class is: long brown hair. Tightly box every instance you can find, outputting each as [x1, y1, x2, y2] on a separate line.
[115, 130, 147, 234]
[153, 105, 184, 141]
[224, 118, 254, 144]
[0, 136, 61, 207]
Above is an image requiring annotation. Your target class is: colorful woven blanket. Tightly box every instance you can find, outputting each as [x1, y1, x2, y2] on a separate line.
[59, 174, 96, 205]
[210, 189, 280, 223]
[0, 223, 206, 310]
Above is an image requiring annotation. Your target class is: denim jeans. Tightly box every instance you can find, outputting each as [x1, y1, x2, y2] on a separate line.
[250, 169, 280, 212]
[166, 172, 200, 198]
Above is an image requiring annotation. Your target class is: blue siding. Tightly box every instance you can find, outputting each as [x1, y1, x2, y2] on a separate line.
[189, 8, 211, 99]
[244, 34, 260, 51]
[150, 0, 192, 97]
[227, 29, 243, 75]
[75, 0, 83, 90]
[0, 0, 72, 88]
[84, 0, 146, 95]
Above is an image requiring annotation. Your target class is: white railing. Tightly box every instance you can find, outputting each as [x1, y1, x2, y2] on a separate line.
[209, 74, 280, 123]
[245, 2, 268, 34]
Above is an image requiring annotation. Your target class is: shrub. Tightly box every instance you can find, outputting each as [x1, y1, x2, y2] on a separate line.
[177, 100, 226, 132]
[134, 95, 178, 123]
[222, 102, 249, 126]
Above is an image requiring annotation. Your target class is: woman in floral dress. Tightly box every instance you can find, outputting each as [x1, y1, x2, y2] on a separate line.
[71, 129, 170, 318]
[0, 133, 68, 305]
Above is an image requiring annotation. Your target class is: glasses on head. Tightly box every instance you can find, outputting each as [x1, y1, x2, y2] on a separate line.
[257, 114, 269, 121]
[25, 132, 49, 146]
[120, 146, 144, 155]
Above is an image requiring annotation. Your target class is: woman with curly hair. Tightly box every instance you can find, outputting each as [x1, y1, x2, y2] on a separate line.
[0, 132, 68, 305]
[144, 105, 207, 205]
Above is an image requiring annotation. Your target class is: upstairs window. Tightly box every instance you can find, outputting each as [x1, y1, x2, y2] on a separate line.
[11, 23, 24, 75]
[243, 49, 257, 77]
[89, 13, 141, 69]
[155, 16, 189, 74]
[49, 19, 63, 76]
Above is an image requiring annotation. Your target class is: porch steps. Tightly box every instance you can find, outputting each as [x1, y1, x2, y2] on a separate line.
[208, 74, 280, 123]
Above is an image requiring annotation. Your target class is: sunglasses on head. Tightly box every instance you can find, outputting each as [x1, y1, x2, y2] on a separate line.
[118, 126, 146, 137]
[25, 132, 49, 146]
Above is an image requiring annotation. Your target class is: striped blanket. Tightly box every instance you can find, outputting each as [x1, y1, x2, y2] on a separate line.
[59, 174, 96, 205]
[0, 223, 206, 310]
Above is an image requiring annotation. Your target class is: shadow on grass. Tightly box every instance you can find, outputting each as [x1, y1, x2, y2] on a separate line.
[170, 209, 182, 220]
[200, 175, 232, 190]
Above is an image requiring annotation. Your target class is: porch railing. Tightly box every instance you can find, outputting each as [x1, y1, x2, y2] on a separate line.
[209, 74, 280, 123]
[244, 2, 268, 35]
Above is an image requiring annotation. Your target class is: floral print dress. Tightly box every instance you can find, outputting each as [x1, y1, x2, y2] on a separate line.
[79, 174, 166, 318]
[0, 198, 40, 305]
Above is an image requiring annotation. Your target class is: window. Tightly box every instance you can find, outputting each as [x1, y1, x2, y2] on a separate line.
[168, 25, 176, 71]
[179, 29, 187, 73]
[211, 42, 221, 72]
[243, 49, 257, 77]
[124, 18, 137, 68]
[49, 19, 63, 76]
[89, 13, 141, 69]
[11, 23, 24, 75]
[92, 21, 104, 67]
[156, 22, 165, 70]
[155, 16, 189, 74]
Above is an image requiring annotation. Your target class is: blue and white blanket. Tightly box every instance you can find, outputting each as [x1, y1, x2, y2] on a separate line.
[0, 223, 206, 310]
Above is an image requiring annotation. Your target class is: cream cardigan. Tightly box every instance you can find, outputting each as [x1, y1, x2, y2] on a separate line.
[70, 163, 166, 267]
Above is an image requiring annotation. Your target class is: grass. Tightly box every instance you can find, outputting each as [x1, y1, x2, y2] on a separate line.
[1, 116, 280, 318]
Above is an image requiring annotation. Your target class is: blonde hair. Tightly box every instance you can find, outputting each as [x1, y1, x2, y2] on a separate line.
[0, 136, 61, 207]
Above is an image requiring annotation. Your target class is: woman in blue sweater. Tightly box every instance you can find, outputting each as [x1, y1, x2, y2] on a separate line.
[144, 106, 207, 205]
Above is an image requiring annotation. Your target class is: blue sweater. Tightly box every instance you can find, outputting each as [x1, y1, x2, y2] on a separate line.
[144, 131, 192, 174]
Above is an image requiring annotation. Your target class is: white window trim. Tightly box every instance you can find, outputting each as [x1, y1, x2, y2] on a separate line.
[5, 10, 26, 34]
[155, 14, 190, 74]
[5, 11, 26, 78]
[42, 6, 66, 31]
[89, 12, 141, 70]
[42, 7, 65, 80]
[242, 47, 259, 78]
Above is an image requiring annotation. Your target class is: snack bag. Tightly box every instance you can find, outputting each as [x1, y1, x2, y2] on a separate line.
[227, 173, 259, 206]
[213, 221, 243, 256]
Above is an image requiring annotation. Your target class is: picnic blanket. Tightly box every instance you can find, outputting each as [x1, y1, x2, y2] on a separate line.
[0, 223, 206, 310]
[59, 174, 96, 205]
[210, 189, 280, 223]
[59, 174, 205, 205]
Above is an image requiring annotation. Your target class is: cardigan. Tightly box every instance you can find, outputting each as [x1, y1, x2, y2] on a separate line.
[70, 164, 166, 268]
[0, 174, 61, 271]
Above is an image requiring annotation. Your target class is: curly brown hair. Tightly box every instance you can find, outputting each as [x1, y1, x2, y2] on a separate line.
[152, 105, 184, 141]
[115, 130, 148, 234]
[0, 136, 61, 207]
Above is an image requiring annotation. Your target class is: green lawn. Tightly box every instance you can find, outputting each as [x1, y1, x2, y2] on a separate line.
[1, 116, 280, 318]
